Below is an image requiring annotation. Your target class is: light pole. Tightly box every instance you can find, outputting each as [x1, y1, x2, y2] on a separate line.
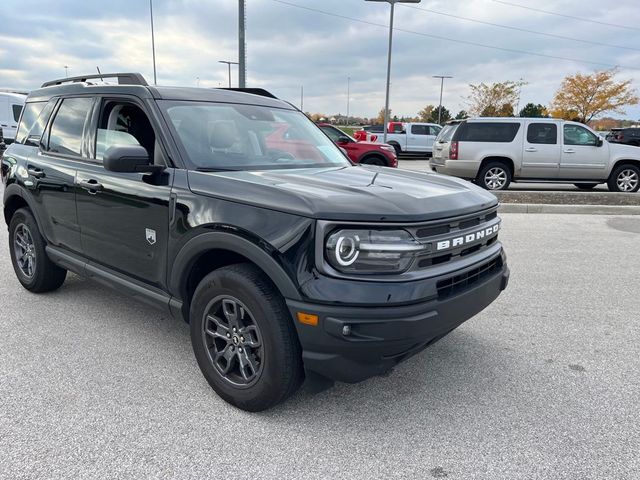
[219, 61, 239, 88]
[64, 66, 69, 78]
[433, 75, 453, 125]
[301, 85, 304, 112]
[238, 0, 246, 88]
[365, 0, 421, 143]
[346, 76, 350, 126]
[149, 0, 157, 85]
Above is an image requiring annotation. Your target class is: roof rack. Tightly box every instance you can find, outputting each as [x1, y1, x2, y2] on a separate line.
[41, 73, 148, 88]
[220, 88, 278, 99]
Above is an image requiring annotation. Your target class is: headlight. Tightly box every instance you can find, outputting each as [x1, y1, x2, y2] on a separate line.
[380, 145, 396, 153]
[325, 229, 425, 274]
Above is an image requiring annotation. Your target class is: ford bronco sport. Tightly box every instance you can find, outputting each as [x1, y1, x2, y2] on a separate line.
[2, 73, 509, 411]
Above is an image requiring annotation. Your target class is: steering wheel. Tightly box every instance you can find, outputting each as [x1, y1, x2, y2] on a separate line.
[268, 150, 297, 163]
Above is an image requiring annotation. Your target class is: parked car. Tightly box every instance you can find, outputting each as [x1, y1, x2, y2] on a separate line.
[0, 92, 27, 144]
[359, 122, 442, 156]
[431, 118, 640, 192]
[606, 127, 640, 147]
[0, 127, 5, 159]
[2, 72, 509, 411]
[316, 123, 397, 167]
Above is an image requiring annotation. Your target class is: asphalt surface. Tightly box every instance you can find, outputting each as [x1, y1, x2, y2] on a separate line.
[1, 214, 639, 479]
[398, 160, 612, 191]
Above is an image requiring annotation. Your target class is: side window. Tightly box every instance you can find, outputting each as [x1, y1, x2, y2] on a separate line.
[527, 123, 557, 145]
[15, 102, 47, 144]
[411, 125, 429, 135]
[96, 102, 156, 161]
[321, 126, 343, 142]
[48, 98, 93, 156]
[564, 125, 597, 146]
[12, 104, 23, 123]
[457, 123, 520, 142]
[392, 124, 404, 133]
[429, 126, 442, 136]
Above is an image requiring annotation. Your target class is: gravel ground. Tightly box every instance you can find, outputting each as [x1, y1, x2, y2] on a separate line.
[1, 214, 639, 479]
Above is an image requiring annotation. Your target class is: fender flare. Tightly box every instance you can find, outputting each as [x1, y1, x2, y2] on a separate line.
[3, 183, 45, 234]
[169, 231, 302, 303]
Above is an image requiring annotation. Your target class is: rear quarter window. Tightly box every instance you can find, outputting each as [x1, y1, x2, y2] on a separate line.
[15, 102, 47, 144]
[456, 122, 521, 142]
[436, 124, 460, 142]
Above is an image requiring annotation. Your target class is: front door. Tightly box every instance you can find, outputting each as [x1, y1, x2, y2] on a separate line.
[560, 124, 608, 179]
[75, 97, 173, 288]
[407, 124, 431, 152]
[520, 121, 561, 179]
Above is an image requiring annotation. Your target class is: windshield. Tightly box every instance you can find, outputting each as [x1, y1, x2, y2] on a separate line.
[160, 101, 350, 170]
[436, 124, 459, 143]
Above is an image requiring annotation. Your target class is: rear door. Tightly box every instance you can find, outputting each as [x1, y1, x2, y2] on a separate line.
[560, 123, 608, 179]
[74, 96, 174, 287]
[521, 121, 561, 179]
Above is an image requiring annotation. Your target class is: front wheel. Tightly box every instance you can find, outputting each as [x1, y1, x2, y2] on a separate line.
[189, 263, 303, 411]
[477, 162, 512, 190]
[361, 156, 386, 166]
[607, 164, 640, 193]
[9, 208, 67, 292]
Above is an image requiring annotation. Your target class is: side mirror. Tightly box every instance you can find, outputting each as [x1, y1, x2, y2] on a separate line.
[103, 145, 163, 173]
[596, 137, 604, 147]
[337, 136, 351, 144]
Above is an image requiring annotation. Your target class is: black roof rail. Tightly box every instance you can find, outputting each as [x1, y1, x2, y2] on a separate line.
[41, 72, 148, 88]
[220, 88, 278, 99]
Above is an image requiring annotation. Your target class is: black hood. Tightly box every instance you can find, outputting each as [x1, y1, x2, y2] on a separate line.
[188, 166, 498, 222]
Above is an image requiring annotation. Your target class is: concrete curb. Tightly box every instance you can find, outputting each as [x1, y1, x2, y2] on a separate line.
[499, 203, 640, 215]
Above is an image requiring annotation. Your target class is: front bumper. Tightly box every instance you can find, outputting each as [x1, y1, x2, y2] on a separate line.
[287, 255, 509, 383]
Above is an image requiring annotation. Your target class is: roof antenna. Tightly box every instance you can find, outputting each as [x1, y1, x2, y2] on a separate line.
[96, 66, 104, 82]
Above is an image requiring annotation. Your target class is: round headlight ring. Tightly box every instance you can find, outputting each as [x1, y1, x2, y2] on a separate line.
[334, 235, 360, 266]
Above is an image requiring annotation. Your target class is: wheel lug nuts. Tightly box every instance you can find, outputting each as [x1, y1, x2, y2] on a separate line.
[233, 327, 237, 332]
[240, 336, 244, 342]
[239, 347, 243, 352]
[226, 333, 231, 338]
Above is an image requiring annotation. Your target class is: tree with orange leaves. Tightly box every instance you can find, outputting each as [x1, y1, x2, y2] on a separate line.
[550, 69, 639, 124]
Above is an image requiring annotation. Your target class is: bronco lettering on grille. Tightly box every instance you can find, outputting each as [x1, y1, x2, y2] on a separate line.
[436, 224, 500, 251]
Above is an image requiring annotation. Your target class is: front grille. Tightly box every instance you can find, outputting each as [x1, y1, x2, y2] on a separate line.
[406, 206, 500, 272]
[436, 257, 502, 299]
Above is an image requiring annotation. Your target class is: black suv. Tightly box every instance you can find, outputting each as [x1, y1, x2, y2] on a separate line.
[606, 128, 640, 147]
[1, 73, 509, 411]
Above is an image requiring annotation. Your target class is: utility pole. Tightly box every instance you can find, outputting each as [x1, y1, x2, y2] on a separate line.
[149, 0, 157, 85]
[433, 75, 453, 125]
[219, 60, 239, 88]
[64, 66, 69, 78]
[239, 0, 246, 88]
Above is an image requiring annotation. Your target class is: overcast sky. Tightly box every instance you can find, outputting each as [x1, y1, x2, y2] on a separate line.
[2, 0, 639, 120]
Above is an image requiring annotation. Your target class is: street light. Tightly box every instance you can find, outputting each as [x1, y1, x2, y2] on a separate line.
[365, 0, 421, 143]
[219, 60, 239, 88]
[433, 75, 453, 125]
[346, 76, 350, 126]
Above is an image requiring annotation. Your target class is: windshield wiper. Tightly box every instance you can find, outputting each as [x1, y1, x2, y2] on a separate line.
[195, 167, 242, 172]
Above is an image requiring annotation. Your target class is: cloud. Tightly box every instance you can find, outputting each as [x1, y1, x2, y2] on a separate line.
[1, 0, 639, 120]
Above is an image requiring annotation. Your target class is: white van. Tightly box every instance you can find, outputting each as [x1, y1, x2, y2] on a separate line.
[431, 117, 640, 192]
[0, 92, 28, 144]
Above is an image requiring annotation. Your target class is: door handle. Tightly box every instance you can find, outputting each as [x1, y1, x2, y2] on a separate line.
[78, 179, 103, 193]
[524, 147, 537, 152]
[27, 166, 45, 178]
[563, 149, 575, 153]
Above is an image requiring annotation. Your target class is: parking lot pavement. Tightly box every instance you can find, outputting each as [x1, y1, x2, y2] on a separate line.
[1, 214, 639, 480]
[398, 160, 611, 191]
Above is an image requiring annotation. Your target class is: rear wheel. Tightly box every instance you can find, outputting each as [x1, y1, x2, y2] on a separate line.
[8, 208, 67, 292]
[574, 183, 598, 190]
[477, 161, 512, 190]
[389, 143, 401, 156]
[189, 263, 303, 411]
[607, 164, 640, 193]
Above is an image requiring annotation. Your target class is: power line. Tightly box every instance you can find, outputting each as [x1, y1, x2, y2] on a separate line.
[270, 0, 639, 71]
[492, 0, 640, 32]
[400, 3, 640, 53]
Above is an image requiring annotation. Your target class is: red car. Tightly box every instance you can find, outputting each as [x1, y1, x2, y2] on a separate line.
[317, 123, 398, 167]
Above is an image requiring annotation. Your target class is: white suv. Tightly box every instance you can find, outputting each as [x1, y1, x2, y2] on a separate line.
[430, 118, 640, 192]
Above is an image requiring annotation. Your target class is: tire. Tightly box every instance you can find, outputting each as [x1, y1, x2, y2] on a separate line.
[389, 143, 401, 156]
[574, 183, 598, 190]
[477, 161, 512, 190]
[189, 263, 303, 411]
[607, 164, 640, 193]
[361, 156, 386, 166]
[8, 208, 67, 293]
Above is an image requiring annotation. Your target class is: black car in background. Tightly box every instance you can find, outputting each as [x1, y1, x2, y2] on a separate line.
[606, 128, 640, 147]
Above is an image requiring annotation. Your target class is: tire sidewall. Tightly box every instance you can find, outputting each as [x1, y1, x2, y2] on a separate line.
[190, 267, 297, 411]
[9, 209, 42, 289]
[609, 165, 640, 193]
[479, 162, 511, 190]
